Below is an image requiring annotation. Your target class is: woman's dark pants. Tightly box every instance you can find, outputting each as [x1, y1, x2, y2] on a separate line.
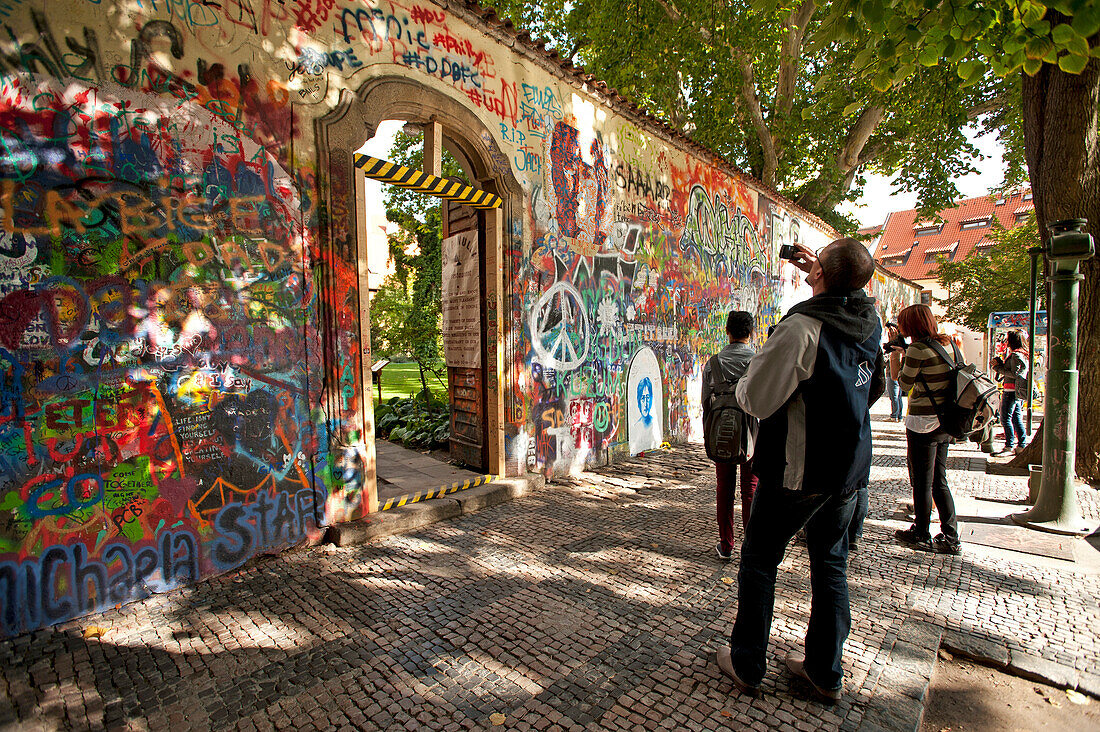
[906, 428, 958, 540]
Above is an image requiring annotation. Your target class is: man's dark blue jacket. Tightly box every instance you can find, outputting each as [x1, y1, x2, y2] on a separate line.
[734, 290, 885, 495]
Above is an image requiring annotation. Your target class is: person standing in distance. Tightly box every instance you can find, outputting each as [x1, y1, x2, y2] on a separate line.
[884, 322, 906, 421]
[714, 238, 885, 704]
[702, 310, 758, 560]
[990, 329, 1031, 455]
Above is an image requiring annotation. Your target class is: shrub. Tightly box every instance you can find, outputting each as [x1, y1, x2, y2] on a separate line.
[374, 391, 450, 449]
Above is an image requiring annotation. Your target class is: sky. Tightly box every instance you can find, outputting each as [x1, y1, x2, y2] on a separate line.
[359, 119, 405, 226]
[838, 125, 1007, 229]
[360, 120, 1007, 233]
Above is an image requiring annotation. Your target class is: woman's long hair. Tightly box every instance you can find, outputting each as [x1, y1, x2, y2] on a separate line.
[897, 304, 952, 345]
[1007, 329, 1030, 357]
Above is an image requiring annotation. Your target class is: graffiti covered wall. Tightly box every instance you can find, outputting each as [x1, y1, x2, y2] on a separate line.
[0, 4, 330, 636]
[0, 0, 918, 633]
[865, 265, 921, 325]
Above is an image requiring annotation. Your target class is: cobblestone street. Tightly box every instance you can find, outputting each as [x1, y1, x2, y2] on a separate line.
[3, 410, 1099, 732]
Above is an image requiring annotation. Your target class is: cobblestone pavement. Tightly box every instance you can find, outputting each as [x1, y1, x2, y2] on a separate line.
[3, 410, 1100, 732]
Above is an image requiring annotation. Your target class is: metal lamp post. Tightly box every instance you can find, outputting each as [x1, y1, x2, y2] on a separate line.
[1013, 219, 1094, 535]
[1026, 246, 1043, 432]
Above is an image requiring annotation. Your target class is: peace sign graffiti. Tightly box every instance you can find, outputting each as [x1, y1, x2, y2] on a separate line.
[530, 281, 590, 371]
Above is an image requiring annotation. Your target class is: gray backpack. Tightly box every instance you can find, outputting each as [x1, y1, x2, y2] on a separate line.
[703, 359, 758, 464]
[919, 340, 1001, 440]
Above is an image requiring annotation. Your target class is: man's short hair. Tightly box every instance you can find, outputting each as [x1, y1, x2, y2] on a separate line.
[819, 237, 875, 293]
[726, 310, 755, 340]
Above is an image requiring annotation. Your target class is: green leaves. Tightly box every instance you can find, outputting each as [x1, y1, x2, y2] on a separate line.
[1025, 35, 1054, 60]
[872, 68, 895, 91]
[862, 0, 886, 24]
[957, 59, 987, 86]
[1071, 5, 1100, 38]
[376, 394, 451, 448]
[1058, 53, 1090, 73]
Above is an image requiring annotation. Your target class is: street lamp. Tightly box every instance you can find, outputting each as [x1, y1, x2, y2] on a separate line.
[1012, 219, 1094, 535]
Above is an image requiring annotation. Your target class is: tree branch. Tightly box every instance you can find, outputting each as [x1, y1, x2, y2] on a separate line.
[967, 92, 1009, 120]
[797, 104, 885, 211]
[652, 0, 712, 43]
[775, 0, 816, 119]
[653, 0, 778, 186]
[738, 55, 779, 187]
[837, 104, 885, 171]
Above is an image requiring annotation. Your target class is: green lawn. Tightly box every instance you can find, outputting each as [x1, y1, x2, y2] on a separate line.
[371, 361, 449, 404]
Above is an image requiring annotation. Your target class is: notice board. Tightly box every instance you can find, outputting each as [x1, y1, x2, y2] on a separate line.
[442, 230, 481, 367]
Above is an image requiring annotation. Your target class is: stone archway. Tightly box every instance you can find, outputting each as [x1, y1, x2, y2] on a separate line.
[315, 76, 522, 516]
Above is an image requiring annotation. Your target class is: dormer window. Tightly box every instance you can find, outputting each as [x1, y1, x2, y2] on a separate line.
[1023, 191, 1033, 201]
[923, 241, 957, 263]
[960, 216, 992, 230]
[995, 197, 1006, 205]
[914, 223, 943, 236]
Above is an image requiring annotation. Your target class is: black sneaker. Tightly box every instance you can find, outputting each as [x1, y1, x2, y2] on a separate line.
[932, 534, 962, 555]
[715, 542, 732, 560]
[895, 526, 933, 551]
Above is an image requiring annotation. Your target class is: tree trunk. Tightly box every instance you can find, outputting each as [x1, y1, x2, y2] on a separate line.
[1010, 32, 1100, 483]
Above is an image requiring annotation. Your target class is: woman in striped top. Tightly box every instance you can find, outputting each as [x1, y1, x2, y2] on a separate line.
[891, 305, 962, 555]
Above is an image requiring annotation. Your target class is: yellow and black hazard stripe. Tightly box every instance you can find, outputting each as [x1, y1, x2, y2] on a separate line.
[354, 154, 502, 210]
[379, 474, 496, 512]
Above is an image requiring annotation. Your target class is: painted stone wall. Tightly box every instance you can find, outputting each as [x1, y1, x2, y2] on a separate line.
[865, 265, 920, 325]
[0, 0, 918, 634]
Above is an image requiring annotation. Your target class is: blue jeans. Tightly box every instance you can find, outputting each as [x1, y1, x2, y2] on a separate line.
[847, 481, 869, 549]
[730, 484, 858, 690]
[1000, 392, 1027, 448]
[887, 377, 904, 419]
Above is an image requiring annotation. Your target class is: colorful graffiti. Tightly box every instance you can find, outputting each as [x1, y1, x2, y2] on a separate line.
[505, 115, 829, 475]
[989, 311, 1047, 404]
[0, 73, 324, 635]
[0, 0, 921, 633]
[865, 265, 920, 325]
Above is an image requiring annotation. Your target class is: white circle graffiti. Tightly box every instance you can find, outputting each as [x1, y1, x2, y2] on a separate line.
[530, 281, 590, 371]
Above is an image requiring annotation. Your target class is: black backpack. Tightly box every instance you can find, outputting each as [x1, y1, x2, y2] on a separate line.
[703, 358, 758, 464]
[918, 340, 1000, 440]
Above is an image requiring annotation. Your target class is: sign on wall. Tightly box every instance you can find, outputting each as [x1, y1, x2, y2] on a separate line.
[442, 230, 482, 367]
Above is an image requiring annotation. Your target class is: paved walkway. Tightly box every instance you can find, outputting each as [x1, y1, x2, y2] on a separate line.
[3, 409, 1099, 732]
[375, 440, 483, 505]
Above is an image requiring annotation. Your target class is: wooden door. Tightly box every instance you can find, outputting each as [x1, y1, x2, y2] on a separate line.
[443, 199, 488, 471]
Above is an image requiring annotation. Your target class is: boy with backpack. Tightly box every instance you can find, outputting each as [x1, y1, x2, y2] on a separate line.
[701, 311, 759, 560]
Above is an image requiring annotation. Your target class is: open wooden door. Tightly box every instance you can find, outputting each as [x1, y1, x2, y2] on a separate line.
[442, 198, 488, 471]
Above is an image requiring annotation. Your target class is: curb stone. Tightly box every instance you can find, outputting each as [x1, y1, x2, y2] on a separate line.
[326, 475, 543, 546]
[941, 633, 1100, 699]
[858, 616, 942, 732]
[940, 629, 1009, 667]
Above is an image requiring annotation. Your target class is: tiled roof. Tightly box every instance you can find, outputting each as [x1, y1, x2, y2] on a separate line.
[871, 187, 1032, 280]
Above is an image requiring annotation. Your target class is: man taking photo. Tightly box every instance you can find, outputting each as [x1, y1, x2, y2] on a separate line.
[715, 237, 884, 704]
